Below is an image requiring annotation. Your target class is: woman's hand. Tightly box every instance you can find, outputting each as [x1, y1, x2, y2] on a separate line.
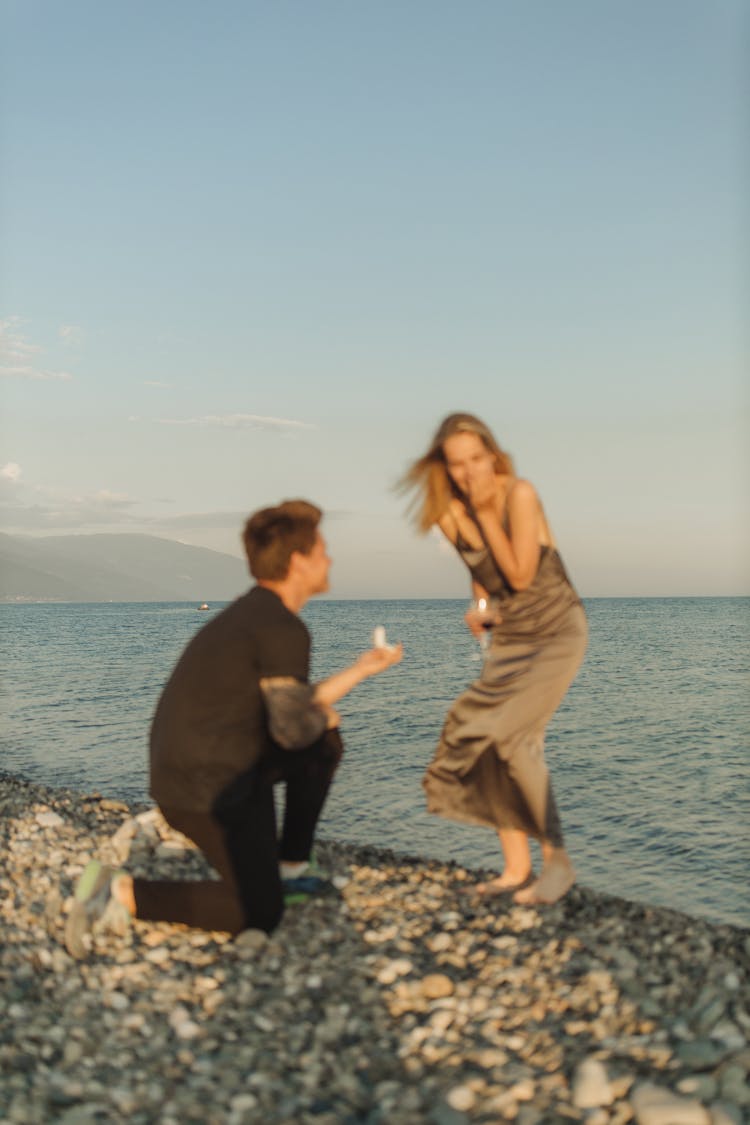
[465, 469, 500, 515]
[464, 603, 502, 638]
[464, 606, 486, 639]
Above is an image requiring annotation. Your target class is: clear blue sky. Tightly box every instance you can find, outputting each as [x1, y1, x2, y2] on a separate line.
[1, 0, 747, 595]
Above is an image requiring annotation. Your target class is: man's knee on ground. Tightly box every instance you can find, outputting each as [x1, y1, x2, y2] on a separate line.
[241, 897, 284, 936]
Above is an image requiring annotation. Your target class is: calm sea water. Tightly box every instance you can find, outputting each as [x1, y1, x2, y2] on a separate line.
[1, 598, 748, 928]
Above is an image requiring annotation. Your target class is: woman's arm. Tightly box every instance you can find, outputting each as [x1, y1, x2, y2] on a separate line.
[471, 478, 541, 591]
[438, 511, 500, 635]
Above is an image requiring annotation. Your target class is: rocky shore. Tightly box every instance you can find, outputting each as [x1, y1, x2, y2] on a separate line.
[1, 772, 748, 1125]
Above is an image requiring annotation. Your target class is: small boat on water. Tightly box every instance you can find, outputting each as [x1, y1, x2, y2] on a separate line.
[197, 602, 210, 611]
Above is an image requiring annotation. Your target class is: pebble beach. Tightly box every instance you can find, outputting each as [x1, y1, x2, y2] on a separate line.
[1, 772, 748, 1125]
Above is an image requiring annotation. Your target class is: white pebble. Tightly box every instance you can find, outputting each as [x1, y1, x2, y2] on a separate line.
[572, 1057, 614, 1109]
[510, 1078, 535, 1102]
[428, 933, 453, 952]
[585, 1111, 610, 1125]
[145, 946, 171, 964]
[446, 1085, 476, 1112]
[155, 842, 188, 858]
[36, 810, 65, 828]
[631, 1082, 710, 1125]
[233, 928, 268, 955]
[106, 992, 130, 1011]
[377, 958, 413, 984]
[230, 1093, 259, 1112]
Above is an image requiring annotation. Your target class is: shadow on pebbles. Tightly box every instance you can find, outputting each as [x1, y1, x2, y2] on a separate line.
[1, 773, 748, 1125]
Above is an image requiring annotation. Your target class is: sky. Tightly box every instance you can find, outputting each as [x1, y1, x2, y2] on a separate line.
[1, 0, 747, 597]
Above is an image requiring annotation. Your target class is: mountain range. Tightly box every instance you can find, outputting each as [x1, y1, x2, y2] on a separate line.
[0, 532, 249, 603]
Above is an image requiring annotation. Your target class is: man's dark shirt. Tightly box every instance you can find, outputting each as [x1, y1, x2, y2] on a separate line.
[149, 586, 311, 813]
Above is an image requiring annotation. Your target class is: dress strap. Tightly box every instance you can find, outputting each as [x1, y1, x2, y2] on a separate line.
[463, 499, 494, 551]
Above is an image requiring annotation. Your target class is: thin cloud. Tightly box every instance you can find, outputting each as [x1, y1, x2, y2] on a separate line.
[59, 324, 84, 347]
[152, 508, 363, 529]
[143, 380, 174, 388]
[154, 510, 249, 529]
[0, 316, 73, 381]
[0, 479, 138, 531]
[157, 413, 314, 431]
[1, 462, 22, 483]
[90, 489, 133, 509]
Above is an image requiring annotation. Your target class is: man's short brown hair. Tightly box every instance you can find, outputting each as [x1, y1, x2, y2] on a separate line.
[242, 500, 322, 580]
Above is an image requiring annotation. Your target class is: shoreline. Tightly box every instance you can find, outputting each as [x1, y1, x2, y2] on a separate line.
[1, 772, 748, 1124]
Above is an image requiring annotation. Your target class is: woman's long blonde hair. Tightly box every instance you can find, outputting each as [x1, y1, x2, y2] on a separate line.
[400, 413, 515, 532]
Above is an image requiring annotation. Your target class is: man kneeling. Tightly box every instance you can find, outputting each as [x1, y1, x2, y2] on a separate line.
[65, 500, 402, 956]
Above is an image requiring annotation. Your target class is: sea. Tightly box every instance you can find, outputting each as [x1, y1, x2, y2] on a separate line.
[1, 598, 748, 929]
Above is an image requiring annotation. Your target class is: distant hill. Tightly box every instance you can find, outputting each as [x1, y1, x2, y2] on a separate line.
[0, 532, 249, 602]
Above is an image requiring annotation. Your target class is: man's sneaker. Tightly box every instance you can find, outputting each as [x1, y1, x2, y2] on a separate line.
[306, 853, 332, 880]
[64, 859, 130, 959]
[282, 871, 338, 905]
[282, 872, 334, 894]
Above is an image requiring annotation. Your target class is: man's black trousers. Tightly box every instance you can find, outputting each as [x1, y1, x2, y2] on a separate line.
[133, 730, 343, 934]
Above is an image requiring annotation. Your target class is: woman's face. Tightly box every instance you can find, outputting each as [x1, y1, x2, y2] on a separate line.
[442, 432, 496, 495]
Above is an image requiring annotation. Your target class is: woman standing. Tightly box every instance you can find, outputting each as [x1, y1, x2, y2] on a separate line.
[401, 413, 587, 904]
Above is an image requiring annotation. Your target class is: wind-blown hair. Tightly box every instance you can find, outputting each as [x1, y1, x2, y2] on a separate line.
[243, 499, 322, 580]
[399, 413, 514, 532]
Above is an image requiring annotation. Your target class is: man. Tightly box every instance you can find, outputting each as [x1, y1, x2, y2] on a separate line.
[65, 500, 402, 956]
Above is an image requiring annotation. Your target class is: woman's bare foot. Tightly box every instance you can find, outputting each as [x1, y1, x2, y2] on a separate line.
[111, 873, 136, 916]
[513, 855, 575, 904]
[475, 870, 535, 897]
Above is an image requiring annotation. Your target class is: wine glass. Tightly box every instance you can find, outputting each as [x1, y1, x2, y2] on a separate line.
[470, 596, 500, 655]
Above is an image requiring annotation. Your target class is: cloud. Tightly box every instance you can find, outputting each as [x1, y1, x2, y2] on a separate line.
[0, 478, 139, 531]
[148, 507, 369, 530]
[59, 324, 84, 347]
[0, 472, 241, 535]
[0, 316, 74, 381]
[143, 380, 173, 388]
[155, 510, 250, 529]
[91, 489, 133, 509]
[156, 413, 314, 431]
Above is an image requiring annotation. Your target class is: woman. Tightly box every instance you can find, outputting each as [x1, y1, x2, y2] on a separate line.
[402, 413, 587, 904]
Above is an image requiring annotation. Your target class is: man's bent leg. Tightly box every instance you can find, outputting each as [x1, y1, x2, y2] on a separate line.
[211, 771, 285, 933]
[279, 729, 344, 861]
[132, 808, 248, 934]
[133, 776, 285, 935]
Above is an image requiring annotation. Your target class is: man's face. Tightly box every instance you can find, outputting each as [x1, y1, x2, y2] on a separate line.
[296, 531, 331, 596]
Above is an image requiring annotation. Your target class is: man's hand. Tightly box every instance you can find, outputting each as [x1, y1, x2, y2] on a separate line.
[355, 643, 404, 678]
[312, 643, 404, 710]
